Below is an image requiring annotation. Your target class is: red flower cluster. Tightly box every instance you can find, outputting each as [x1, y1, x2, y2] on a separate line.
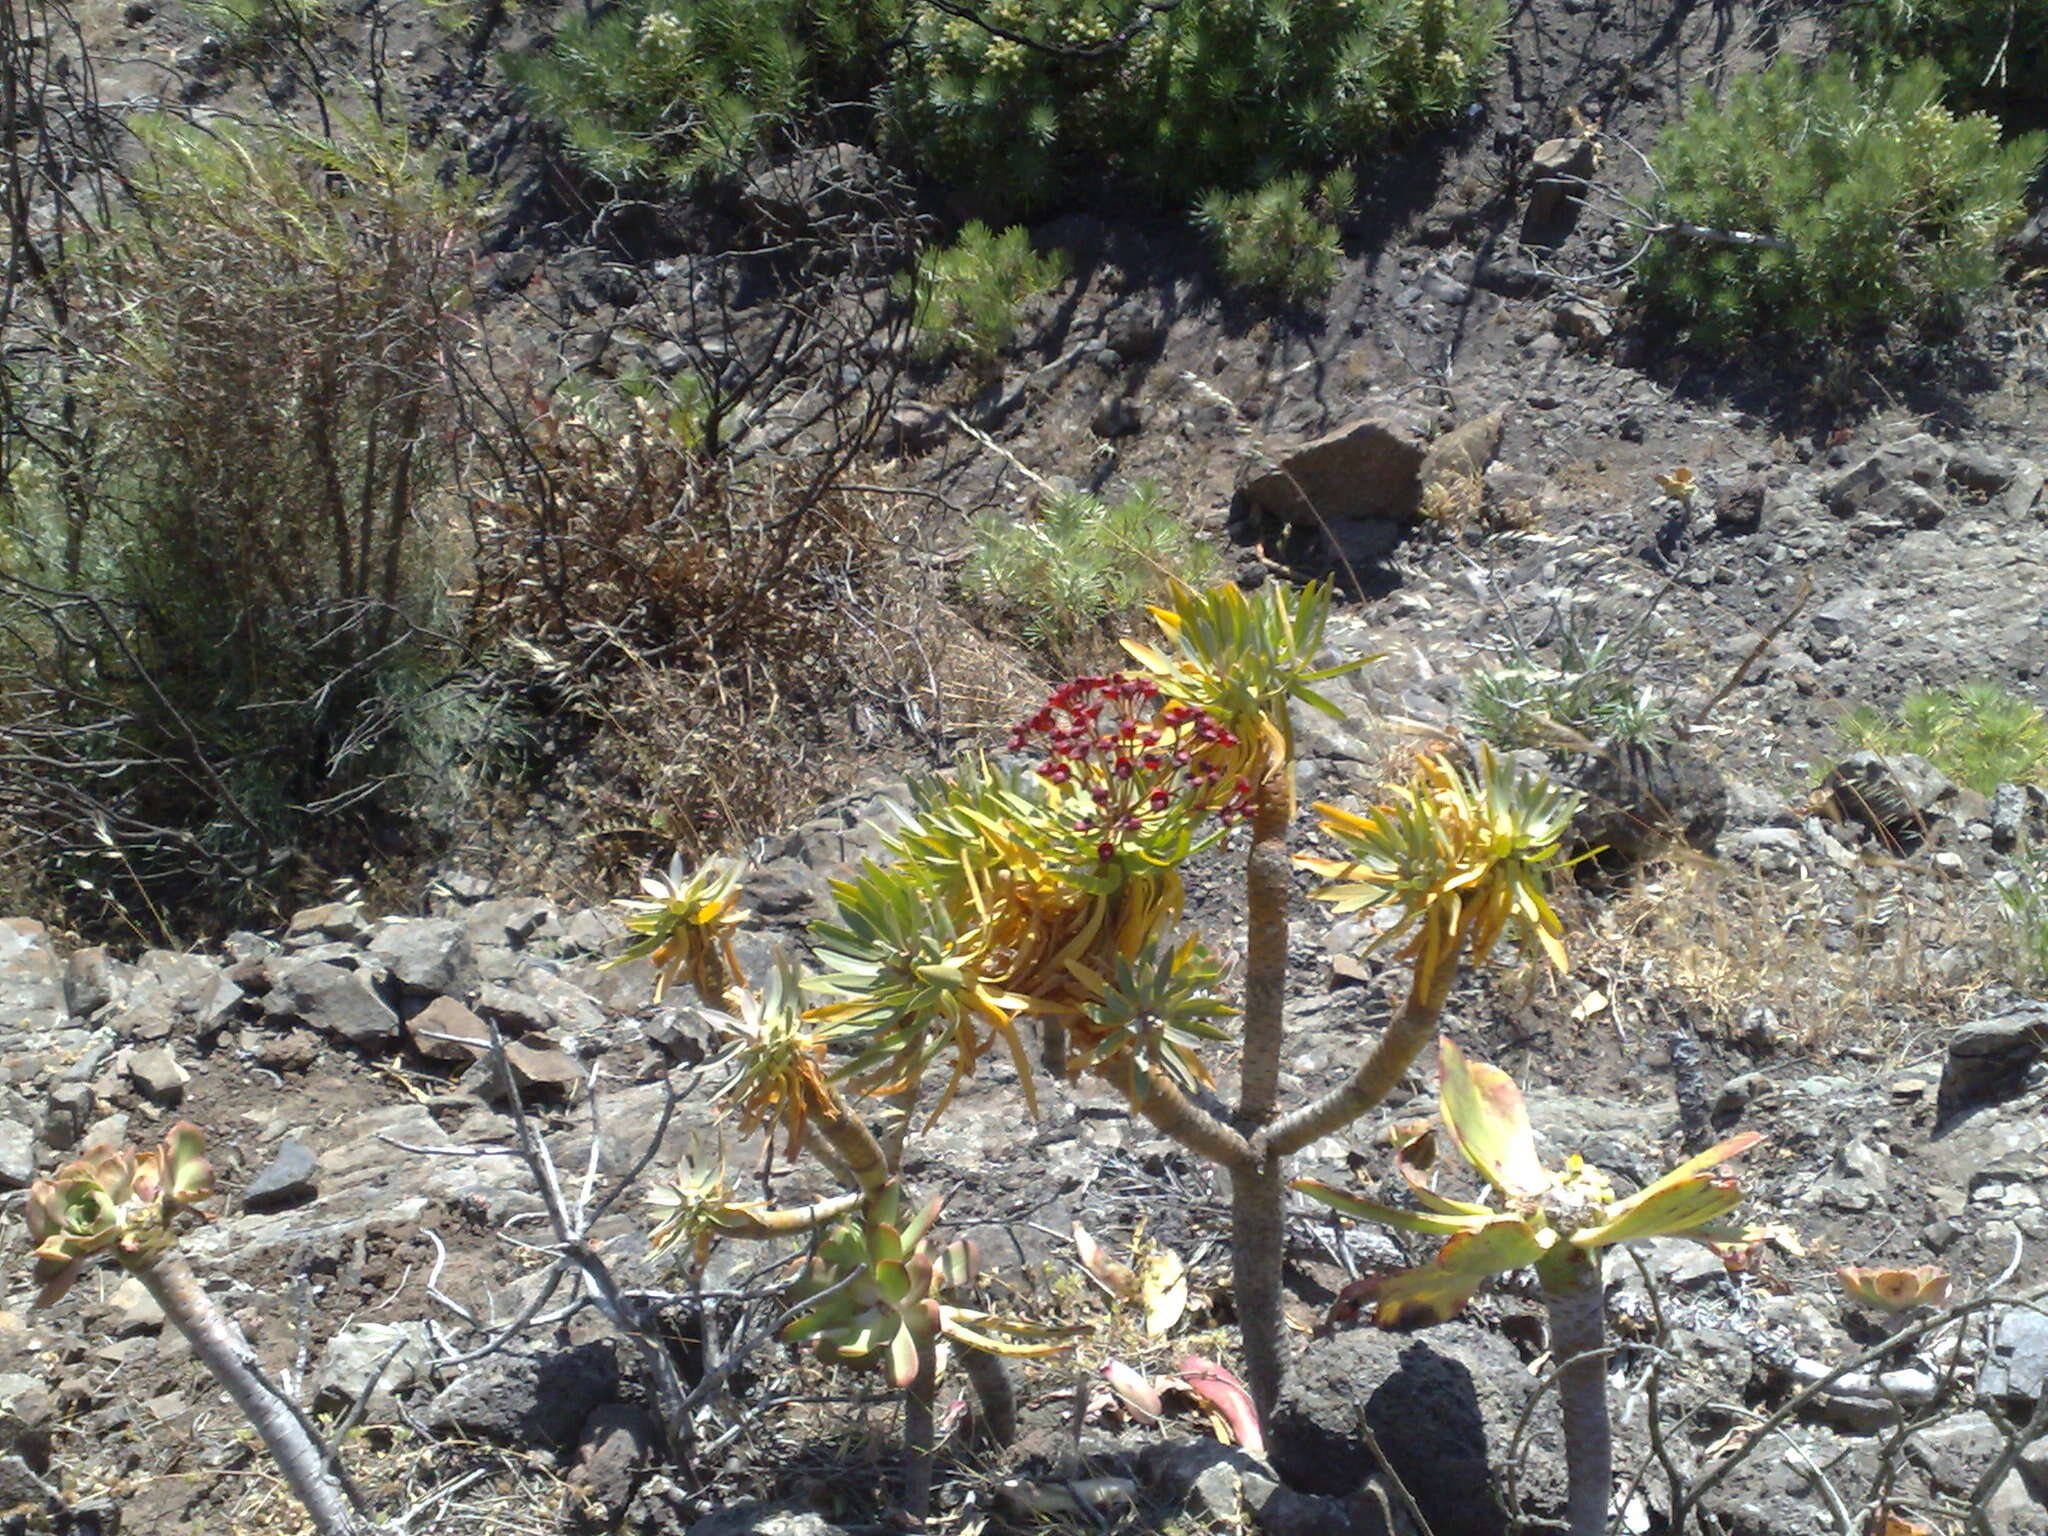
[1010, 674, 1254, 859]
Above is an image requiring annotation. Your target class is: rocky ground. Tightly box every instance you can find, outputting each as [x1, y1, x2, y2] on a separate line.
[6, 0, 2048, 1532]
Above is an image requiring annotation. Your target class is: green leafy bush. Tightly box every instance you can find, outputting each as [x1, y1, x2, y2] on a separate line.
[512, 0, 1501, 213]
[1195, 170, 1353, 305]
[1465, 629, 1670, 752]
[1836, 682, 2048, 793]
[887, 0, 1500, 214]
[894, 223, 1067, 364]
[1639, 56, 2044, 345]
[504, 0, 889, 185]
[962, 483, 1217, 660]
[1840, 0, 2048, 124]
[0, 118, 477, 929]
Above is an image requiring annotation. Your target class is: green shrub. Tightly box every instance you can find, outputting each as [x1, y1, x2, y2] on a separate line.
[0, 117, 477, 929]
[512, 0, 1501, 213]
[886, 0, 1501, 214]
[2001, 839, 2048, 985]
[893, 223, 1067, 364]
[504, 0, 890, 186]
[962, 483, 1217, 660]
[1196, 170, 1353, 305]
[1465, 629, 1669, 752]
[1639, 56, 2044, 345]
[1836, 682, 2048, 794]
[1840, 0, 2048, 124]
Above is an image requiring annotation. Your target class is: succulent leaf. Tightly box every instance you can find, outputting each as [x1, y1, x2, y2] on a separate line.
[1438, 1037, 1550, 1200]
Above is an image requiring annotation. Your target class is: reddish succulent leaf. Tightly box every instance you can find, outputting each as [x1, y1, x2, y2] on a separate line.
[1177, 1355, 1265, 1460]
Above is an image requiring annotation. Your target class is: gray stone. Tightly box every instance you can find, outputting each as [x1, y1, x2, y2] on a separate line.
[267, 958, 401, 1045]
[0, 1119, 34, 1189]
[312, 1322, 432, 1421]
[42, 1082, 94, 1153]
[369, 918, 476, 998]
[1948, 447, 2017, 494]
[243, 1138, 318, 1212]
[287, 901, 371, 946]
[0, 918, 66, 1033]
[1939, 1003, 2048, 1118]
[406, 995, 492, 1061]
[418, 1342, 619, 1449]
[125, 1045, 188, 1106]
[1983, 1306, 2048, 1403]
[1526, 135, 1597, 224]
[1241, 416, 1428, 563]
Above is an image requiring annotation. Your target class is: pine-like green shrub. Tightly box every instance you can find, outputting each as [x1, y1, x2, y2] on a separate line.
[1196, 170, 1354, 305]
[504, 0, 892, 186]
[1836, 681, 2048, 794]
[1638, 57, 2043, 346]
[511, 0, 1501, 214]
[962, 483, 1218, 659]
[893, 223, 1067, 364]
[886, 0, 1502, 214]
[1839, 0, 2048, 125]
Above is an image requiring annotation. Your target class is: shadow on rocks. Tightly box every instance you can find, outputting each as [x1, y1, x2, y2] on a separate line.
[1269, 1325, 1569, 1536]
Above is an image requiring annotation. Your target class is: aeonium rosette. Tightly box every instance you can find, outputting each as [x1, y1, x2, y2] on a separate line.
[26, 1123, 217, 1305]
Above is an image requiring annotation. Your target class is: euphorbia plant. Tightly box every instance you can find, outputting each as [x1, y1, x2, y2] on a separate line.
[24, 1126, 365, 1536]
[1296, 1039, 1764, 1536]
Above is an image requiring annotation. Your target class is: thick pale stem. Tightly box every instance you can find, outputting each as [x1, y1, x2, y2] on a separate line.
[1230, 1155, 1288, 1426]
[1547, 1269, 1613, 1536]
[140, 1253, 361, 1536]
[1098, 1058, 1252, 1169]
[902, 1336, 940, 1522]
[812, 1084, 892, 1197]
[1257, 950, 1460, 1161]
[959, 1348, 1018, 1447]
[1237, 769, 1295, 1126]
[719, 1190, 865, 1239]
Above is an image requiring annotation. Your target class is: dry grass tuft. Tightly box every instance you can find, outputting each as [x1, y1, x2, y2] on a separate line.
[1578, 851, 2006, 1059]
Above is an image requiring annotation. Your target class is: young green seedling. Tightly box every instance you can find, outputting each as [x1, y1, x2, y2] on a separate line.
[1296, 1038, 1764, 1536]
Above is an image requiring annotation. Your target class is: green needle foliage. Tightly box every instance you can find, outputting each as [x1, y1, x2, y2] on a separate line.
[1639, 56, 2044, 346]
[1836, 681, 2048, 794]
[1195, 170, 1355, 305]
[962, 483, 1217, 663]
[1839, 0, 2048, 124]
[894, 223, 1067, 364]
[888, 0, 1502, 215]
[510, 0, 1502, 217]
[503, 0, 888, 186]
